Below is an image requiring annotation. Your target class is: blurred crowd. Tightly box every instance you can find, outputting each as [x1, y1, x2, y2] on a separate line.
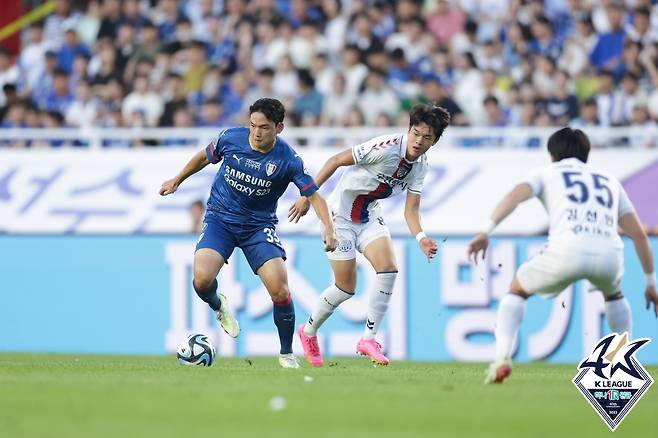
[2, 0, 658, 141]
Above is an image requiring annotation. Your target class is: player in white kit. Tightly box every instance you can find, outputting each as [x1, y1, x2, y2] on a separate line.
[288, 104, 451, 366]
[467, 127, 658, 384]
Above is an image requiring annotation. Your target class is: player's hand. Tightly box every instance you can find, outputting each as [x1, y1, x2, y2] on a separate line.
[645, 285, 658, 317]
[288, 197, 310, 223]
[322, 228, 338, 252]
[159, 178, 179, 196]
[419, 236, 438, 261]
[467, 233, 489, 265]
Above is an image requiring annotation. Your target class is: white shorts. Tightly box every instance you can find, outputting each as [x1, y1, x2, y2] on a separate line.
[517, 246, 623, 297]
[325, 214, 390, 261]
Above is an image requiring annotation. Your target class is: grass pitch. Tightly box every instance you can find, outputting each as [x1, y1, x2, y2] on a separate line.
[0, 354, 655, 438]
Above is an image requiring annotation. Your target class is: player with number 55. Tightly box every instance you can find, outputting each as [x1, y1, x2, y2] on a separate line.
[467, 127, 658, 384]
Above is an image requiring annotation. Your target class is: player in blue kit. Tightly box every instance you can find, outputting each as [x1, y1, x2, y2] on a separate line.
[160, 98, 338, 368]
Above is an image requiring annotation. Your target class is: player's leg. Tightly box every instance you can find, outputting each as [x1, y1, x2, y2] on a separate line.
[487, 247, 574, 383]
[298, 259, 356, 367]
[486, 277, 530, 383]
[193, 248, 225, 310]
[358, 234, 398, 365]
[362, 236, 398, 339]
[256, 257, 300, 368]
[299, 222, 357, 366]
[590, 252, 631, 335]
[194, 220, 240, 337]
[603, 291, 632, 335]
[305, 259, 357, 336]
[242, 225, 299, 367]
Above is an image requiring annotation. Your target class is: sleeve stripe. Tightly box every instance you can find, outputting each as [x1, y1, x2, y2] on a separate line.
[205, 146, 216, 163]
[351, 147, 358, 163]
[301, 181, 318, 192]
[211, 142, 219, 161]
[408, 189, 422, 194]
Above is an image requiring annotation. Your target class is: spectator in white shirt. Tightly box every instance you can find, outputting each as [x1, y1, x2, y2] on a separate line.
[614, 72, 648, 126]
[121, 74, 163, 127]
[310, 53, 335, 96]
[19, 23, 55, 94]
[385, 16, 427, 63]
[357, 68, 399, 125]
[44, 0, 82, 50]
[66, 79, 99, 127]
[340, 45, 369, 98]
[595, 69, 616, 127]
[321, 0, 347, 62]
[321, 73, 356, 126]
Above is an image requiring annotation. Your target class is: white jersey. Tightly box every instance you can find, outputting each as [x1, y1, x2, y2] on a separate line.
[523, 158, 635, 251]
[328, 133, 428, 223]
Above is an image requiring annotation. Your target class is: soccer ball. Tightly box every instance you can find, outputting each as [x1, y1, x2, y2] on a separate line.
[176, 334, 216, 366]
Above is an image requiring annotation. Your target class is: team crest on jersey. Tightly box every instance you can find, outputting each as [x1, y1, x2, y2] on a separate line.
[266, 162, 277, 176]
[572, 332, 653, 431]
[395, 164, 411, 179]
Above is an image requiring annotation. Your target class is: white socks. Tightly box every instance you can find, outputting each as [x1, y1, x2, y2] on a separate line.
[605, 297, 632, 336]
[304, 271, 397, 340]
[494, 294, 526, 362]
[303, 284, 353, 336]
[363, 272, 397, 340]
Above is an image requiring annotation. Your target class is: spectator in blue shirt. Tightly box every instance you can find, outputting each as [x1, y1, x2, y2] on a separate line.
[590, 3, 626, 76]
[38, 68, 74, 114]
[221, 71, 250, 124]
[57, 29, 91, 74]
[483, 95, 510, 127]
[292, 68, 323, 125]
[197, 99, 229, 127]
[529, 15, 562, 60]
[388, 48, 420, 98]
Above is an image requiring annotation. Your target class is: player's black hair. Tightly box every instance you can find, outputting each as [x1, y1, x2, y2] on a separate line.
[249, 98, 285, 125]
[408, 104, 451, 140]
[547, 127, 591, 163]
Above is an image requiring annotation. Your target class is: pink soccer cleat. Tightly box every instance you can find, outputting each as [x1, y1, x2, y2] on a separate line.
[484, 359, 512, 384]
[297, 324, 323, 367]
[356, 338, 389, 365]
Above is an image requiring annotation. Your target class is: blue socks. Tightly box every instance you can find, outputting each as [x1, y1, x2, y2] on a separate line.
[194, 279, 221, 311]
[273, 295, 295, 354]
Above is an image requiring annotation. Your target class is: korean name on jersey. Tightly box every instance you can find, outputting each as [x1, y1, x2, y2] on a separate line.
[524, 158, 634, 251]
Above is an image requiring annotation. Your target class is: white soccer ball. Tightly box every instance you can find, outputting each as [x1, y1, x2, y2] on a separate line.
[176, 334, 216, 367]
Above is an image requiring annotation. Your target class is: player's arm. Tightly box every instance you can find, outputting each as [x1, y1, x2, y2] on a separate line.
[467, 182, 534, 264]
[307, 191, 338, 252]
[618, 211, 658, 316]
[404, 191, 437, 261]
[159, 149, 210, 196]
[314, 148, 356, 187]
[288, 148, 355, 223]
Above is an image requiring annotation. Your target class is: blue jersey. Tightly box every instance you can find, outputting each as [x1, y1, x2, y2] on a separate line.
[204, 127, 318, 226]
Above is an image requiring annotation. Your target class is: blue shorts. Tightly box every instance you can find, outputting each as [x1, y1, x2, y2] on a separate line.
[196, 214, 286, 274]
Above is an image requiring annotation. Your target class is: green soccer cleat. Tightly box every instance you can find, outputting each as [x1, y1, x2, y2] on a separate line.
[216, 294, 240, 338]
[278, 353, 300, 369]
